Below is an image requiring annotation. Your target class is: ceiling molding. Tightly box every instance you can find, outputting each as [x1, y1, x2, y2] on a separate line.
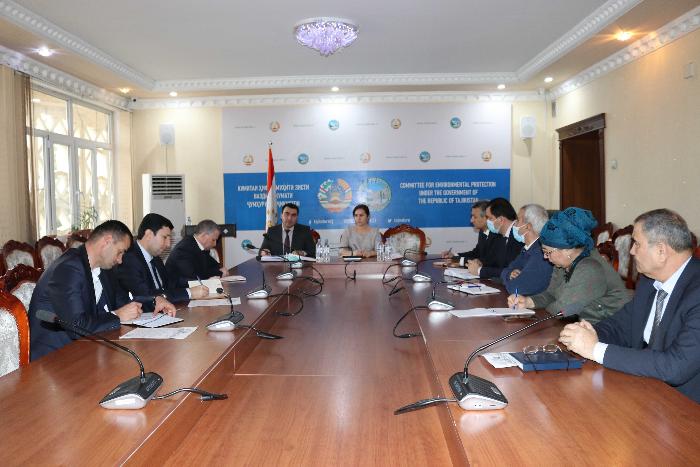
[153, 72, 520, 92]
[129, 90, 544, 110]
[0, 44, 130, 109]
[0, 0, 154, 89]
[549, 5, 700, 100]
[516, 0, 643, 80]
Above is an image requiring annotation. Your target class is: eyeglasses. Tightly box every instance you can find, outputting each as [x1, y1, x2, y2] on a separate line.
[541, 247, 559, 257]
[522, 343, 569, 372]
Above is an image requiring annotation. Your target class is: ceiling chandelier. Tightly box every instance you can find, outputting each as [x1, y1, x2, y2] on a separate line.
[294, 17, 358, 57]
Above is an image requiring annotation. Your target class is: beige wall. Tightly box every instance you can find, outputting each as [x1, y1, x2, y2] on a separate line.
[114, 109, 134, 229]
[548, 29, 700, 232]
[131, 108, 224, 225]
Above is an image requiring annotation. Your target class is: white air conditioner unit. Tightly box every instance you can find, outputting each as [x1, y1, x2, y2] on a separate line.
[143, 174, 186, 260]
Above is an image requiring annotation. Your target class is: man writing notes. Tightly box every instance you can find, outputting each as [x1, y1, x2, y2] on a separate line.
[28, 220, 174, 360]
[560, 209, 700, 403]
[116, 213, 210, 302]
[467, 197, 524, 279]
[260, 203, 317, 258]
[166, 219, 229, 288]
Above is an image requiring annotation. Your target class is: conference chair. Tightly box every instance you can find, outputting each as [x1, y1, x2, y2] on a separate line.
[592, 222, 615, 245]
[66, 233, 88, 249]
[382, 224, 426, 255]
[0, 290, 29, 377]
[612, 225, 636, 289]
[596, 240, 617, 265]
[1, 240, 36, 271]
[35, 236, 66, 269]
[2, 264, 42, 311]
[310, 229, 321, 243]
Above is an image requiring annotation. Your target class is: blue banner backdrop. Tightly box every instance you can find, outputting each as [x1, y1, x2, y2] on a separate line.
[224, 169, 509, 230]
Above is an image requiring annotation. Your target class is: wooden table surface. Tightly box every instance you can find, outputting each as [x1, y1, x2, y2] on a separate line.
[1, 258, 699, 466]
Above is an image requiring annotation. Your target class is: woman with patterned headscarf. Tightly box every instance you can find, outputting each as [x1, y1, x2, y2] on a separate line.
[508, 207, 631, 323]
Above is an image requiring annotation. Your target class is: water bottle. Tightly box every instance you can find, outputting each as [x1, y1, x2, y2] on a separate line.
[385, 243, 392, 261]
[375, 241, 382, 261]
[323, 239, 330, 262]
[316, 239, 322, 262]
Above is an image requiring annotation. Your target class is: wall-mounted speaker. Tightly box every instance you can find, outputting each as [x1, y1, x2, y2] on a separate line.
[519, 116, 536, 139]
[159, 123, 175, 145]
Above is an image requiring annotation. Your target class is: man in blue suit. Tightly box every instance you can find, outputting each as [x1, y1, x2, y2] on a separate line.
[560, 209, 700, 403]
[166, 219, 229, 288]
[28, 220, 174, 361]
[501, 203, 553, 295]
[116, 213, 209, 303]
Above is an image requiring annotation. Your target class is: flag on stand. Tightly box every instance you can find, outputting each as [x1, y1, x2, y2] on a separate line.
[264, 144, 277, 229]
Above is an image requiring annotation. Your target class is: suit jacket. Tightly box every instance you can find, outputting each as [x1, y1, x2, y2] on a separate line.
[594, 257, 700, 403]
[479, 228, 524, 279]
[165, 235, 223, 288]
[500, 239, 553, 295]
[28, 246, 128, 360]
[116, 242, 190, 304]
[260, 224, 317, 258]
[456, 230, 498, 261]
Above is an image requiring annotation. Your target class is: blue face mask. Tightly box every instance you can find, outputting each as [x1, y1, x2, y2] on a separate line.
[513, 224, 526, 243]
[486, 219, 499, 234]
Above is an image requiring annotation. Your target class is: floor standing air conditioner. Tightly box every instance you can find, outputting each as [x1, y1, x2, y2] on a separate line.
[143, 174, 186, 260]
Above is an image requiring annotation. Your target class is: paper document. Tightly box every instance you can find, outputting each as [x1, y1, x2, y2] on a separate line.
[299, 256, 316, 262]
[449, 308, 536, 318]
[119, 327, 197, 340]
[444, 268, 479, 280]
[188, 298, 240, 308]
[121, 312, 183, 328]
[260, 256, 284, 262]
[220, 275, 247, 282]
[188, 278, 223, 296]
[446, 282, 500, 295]
[482, 352, 520, 369]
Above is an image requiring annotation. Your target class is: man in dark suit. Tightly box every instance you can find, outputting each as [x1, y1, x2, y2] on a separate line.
[28, 220, 174, 361]
[259, 203, 316, 258]
[166, 219, 229, 288]
[467, 197, 524, 279]
[116, 213, 209, 303]
[442, 200, 499, 265]
[560, 209, 700, 403]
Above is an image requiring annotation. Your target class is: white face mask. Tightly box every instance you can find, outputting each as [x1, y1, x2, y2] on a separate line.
[513, 224, 526, 243]
[486, 219, 499, 234]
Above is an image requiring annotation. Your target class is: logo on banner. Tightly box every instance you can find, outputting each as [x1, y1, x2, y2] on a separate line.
[328, 119, 340, 131]
[242, 154, 254, 166]
[318, 178, 352, 212]
[269, 121, 280, 132]
[297, 153, 310, 165]
[360, 152, 371, 164]
[356, 177, 391, 212]
[450, 117, 461, 129]
[241, 239, 253, 251]
[419, 151, 431, 163]
[391, 118, 402, 129]
[481, 150, 493, 162]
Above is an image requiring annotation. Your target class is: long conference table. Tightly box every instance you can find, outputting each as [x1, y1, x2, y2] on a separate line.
[1, 257, 699, 465]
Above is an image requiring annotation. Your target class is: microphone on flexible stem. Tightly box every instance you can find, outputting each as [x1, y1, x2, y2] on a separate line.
[427, 280, 455, 311]
[400, 248, 427, 267]
[246, 270, 271, 299]
[36, 309, 162, 410]
[276, 261, 297, 281]
[206, 288, 245, 331]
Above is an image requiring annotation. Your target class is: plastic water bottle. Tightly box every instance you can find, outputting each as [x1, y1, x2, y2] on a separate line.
[385, 243, 392, 261]
[316, 239, 322, 262]
[376, 241, 383, 261]
[324, 239, 330, 262]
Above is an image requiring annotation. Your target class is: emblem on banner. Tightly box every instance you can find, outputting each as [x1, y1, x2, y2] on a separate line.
[318, 178, 353, 212]
[419, 151, 431, 163]
[481, 150, 493, 162]
[241, 239, 253, 251]
[360, 152, 371, 164]
[357, 177, 391, 212]
[328, 119, 340, 131]
[391, 118, 402, 129]
[269, 121, 280, 132]
[242, 154, 254, 166]
[297, 153, 309, 165]
[450, 117, 461, 129]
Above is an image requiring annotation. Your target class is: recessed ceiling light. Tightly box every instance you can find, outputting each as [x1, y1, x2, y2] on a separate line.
[169, 91, 178, 97]
[37, 46, 53, 57]
[616, 31, 632, 41]
[544, 76, 554, 83]
[331, 86, 340, 92]
[497, 84, 506, 90]
[119, 87, 131, 94]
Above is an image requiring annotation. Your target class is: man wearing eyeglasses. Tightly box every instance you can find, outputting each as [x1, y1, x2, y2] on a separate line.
[559, 209, 700, 403]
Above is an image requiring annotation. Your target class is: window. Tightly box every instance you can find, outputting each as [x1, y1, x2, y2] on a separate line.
[28, 89, 115, 237]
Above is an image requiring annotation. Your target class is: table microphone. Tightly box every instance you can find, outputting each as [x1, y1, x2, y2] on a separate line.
[427, 281, 455, 311]
[36, 309, 162, 410]
[246, 270, 271, 299]
[207, 288, 245, 331]
[400, 248, 427, 267]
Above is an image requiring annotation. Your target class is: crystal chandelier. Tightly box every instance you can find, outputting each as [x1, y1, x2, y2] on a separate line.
[294, 17, 358, 57]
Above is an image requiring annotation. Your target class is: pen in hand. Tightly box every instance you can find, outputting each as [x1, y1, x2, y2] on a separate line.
[513, 288, 518, 310]
[196, 275, 205, 287]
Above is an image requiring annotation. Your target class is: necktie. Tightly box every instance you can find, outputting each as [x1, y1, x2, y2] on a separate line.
[284, 229, 291, 254]
[649, 289, 668, 346]
[150, 258, 164, 290]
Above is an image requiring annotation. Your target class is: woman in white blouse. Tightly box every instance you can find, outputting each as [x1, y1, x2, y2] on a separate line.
[339, 204, 381, 257]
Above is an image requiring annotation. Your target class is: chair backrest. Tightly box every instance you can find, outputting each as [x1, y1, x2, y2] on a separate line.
[1, 240, 36, 271]
[592, 222, 614, 246]
[0, 290, 29, 377]
[382, 224, 426, 254]
[66, 233, 88, 249]
[3, 264, 42, 311]
[35, 236, 66, 269]
[310, 229, 321, 243]
[596, 240, 617, 265]
[612, 225, 636, 289]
